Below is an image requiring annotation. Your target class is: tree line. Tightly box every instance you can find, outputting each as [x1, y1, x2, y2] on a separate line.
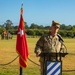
[0, 20, 75, 38]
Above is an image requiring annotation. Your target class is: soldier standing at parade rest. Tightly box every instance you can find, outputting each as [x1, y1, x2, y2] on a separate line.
[34, 20, 64, 75]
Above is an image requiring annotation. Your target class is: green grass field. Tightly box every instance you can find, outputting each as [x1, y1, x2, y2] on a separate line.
[0, 36, 75, 75]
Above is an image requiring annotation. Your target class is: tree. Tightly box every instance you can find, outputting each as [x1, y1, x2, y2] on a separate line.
[71, 27, 75, 31]
[4, 20, 13, 30]
[38, 25, 44, 29]
[0, 24, 5, 28]
[44, 26, 50, 29]
[30, 23, 38, 29]
[66, 25, 72, 30]
[60, 24, 66, 30]
[24, 22, 29, 29]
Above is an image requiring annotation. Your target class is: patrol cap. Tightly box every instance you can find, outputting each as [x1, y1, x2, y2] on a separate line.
[52, 20, 60, 28]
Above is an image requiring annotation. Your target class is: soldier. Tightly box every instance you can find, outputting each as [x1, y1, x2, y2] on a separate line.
[34, 20, 64, 75]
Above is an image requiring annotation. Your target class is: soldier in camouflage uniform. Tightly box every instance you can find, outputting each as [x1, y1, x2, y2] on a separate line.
[34, 20, 64, 75]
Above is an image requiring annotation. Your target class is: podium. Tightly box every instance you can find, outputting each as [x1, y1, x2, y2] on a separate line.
[39, 52, 68, 75]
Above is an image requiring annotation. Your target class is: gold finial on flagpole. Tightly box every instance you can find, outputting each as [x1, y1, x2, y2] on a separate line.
[21, 3, 23, 15]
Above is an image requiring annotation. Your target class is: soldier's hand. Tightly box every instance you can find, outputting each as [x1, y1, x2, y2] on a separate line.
[36, 50, 41, 57]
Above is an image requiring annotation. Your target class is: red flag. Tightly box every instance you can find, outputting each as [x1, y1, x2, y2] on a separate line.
[16, 7, 29, 68]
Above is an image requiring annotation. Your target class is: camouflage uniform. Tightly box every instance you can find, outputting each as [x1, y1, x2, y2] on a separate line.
[34, 20, 64, 75]
[34, 32, 64, 75]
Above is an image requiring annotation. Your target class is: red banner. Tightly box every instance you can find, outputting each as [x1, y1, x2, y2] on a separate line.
[16, 8, 29, 68]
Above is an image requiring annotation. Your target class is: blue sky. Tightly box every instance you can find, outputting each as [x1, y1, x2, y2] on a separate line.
[0, 0, 75, 26]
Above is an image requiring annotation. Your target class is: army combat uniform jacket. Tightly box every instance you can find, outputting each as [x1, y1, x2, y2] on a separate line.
[34, 32, 64, 61]
[34, 32, 64, 75]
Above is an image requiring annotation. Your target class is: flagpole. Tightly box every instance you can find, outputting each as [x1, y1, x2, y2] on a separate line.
[19, 4, 23, 75]
[19, 3, 23, 75]
[19, 66, 23, 75]
[16, 3, 29, 75]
